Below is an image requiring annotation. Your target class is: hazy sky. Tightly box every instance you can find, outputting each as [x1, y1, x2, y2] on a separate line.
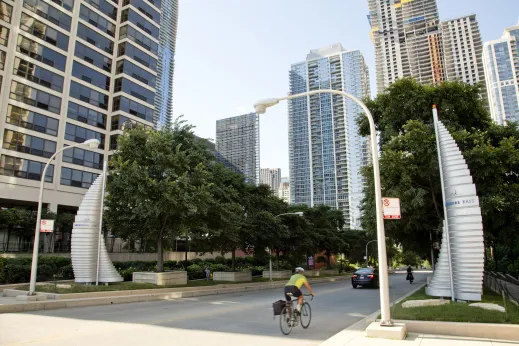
[173, 0, 519, 176]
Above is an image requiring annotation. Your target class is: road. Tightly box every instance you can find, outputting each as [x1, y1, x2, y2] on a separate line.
[0, 272, 428, 346]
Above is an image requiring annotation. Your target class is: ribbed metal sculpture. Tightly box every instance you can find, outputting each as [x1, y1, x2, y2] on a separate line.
[426, 107, 484, 301]
[71, 172, 122, 283]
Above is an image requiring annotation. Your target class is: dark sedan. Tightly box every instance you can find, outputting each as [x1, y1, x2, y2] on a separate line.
[351, 268, 379, 288]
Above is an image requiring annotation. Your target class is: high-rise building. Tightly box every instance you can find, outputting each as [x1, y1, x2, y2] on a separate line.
[0, 0, 177, 215]
[215, 113, 260, 185]
[483, 21, 519, 125]
[289, 44, 371, 229]
[441, 15, 485, 89]
[367, 0, 443, 93]
[278, 177, 290, 204]
[260, 168, 281, 194]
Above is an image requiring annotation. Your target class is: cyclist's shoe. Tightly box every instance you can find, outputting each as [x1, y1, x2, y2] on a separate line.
[294, 309, 301, 316]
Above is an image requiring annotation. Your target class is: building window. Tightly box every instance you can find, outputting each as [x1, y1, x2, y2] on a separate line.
[122, 0, 160, 25]
[117, 42, 156, 70]
[0, 24, 8, 46]
[115, 59, 155, 87]
[6, 105, 59, 136]
[84, 0, 117, 20]
[0, 49, 5, 70]
[79, 4, 115, 37]
[72, 61, 110, 91]
[49, 0, 74, 12]
[62, 146, 103, 169]
[20, 13, 69, 51]
[65, 123, 105, 149]
[74, 41, 112, 72]
[13, 57, 64, 92]
[17, 35, 67, 71]
[119, 25, 158, 55]
[112, 96, 153, 122]
[120, 8, 159, 37]
[111, 114, 151, 131]
[110, 134, 120, 150]
[60, 167, 98, 188]
[67, 102, 106, 129]
[114, 77, 154, 105]
[69, 81, 109, 110]
[76, 22, 113, 54]
[0, 154, 54, 182]
[9, 81, 62, 114]
[23, 0, 72, 31]
[3, 129, 57, 158]
[0, 0, 13, 23]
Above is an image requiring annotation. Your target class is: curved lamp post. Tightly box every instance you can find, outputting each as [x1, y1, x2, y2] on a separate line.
[365, 239, 377, 268]
[254, 89, 392, 326]
[29, 138, 100, 295]
[269, 212, 304, 281]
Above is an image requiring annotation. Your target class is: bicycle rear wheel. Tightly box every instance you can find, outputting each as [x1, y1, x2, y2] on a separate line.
[300, 302, 312, 329]
[279, 306, 293, 335]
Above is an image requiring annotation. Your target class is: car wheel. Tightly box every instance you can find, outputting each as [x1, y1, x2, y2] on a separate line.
[352, 284, 357, 289]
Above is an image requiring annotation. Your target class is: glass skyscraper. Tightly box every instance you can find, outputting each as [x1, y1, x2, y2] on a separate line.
[215, 113, 260, 185]
[288, 44, 371, 229]
[0, 0, 178, 215]
[483, 21, 519, 125]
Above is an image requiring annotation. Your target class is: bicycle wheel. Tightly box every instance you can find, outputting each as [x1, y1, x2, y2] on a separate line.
[279, 306, 293, 335]
[300, 302, 312, 329]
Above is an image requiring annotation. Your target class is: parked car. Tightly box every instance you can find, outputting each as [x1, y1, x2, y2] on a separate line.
[351, 268, 379, 289]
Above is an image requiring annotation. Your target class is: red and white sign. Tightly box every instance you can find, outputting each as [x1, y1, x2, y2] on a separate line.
[382, 198, 401, 220]
[40, 219, 54, 233]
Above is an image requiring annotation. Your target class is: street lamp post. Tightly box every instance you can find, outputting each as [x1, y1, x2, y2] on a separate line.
[28, 139, 100, 295]
[365, 240, 377, 268]
[254, 89, 392, 326]
[270, 212, 304, 281]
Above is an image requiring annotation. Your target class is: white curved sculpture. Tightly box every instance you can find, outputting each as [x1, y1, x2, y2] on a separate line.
[71, 173, 123, 283]
[426, 108, 484, 301]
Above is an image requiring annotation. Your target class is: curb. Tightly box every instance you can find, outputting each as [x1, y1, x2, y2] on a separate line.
[0, 276, 347, 314]
[319, 283, 427, 346]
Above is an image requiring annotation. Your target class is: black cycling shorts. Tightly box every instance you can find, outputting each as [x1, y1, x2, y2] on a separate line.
[284, 285, 302, 301]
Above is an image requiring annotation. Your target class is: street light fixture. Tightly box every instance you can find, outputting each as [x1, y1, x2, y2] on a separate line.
[269, 212, 305, 281]
[29, 139, 100, 295]
[254, 89, 392, 326]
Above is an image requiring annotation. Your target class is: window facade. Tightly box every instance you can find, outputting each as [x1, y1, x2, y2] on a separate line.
[69, 81, 109, 110]
[79, 4, 116, 37]
[62, 146, 103, 169]
[0, 24, 9, 46]
[120, 8, 159, 37]
[84, 0, 117, 20]
[20, 13, 69, 51]
[0, 1, 13, 23]
[117, 42, 157, 70]
[23, 0, 72, 31]
[119, 25, 157, 55]
[72, 61, 110, 91]
[10, 81, 62, 114]
[3, 129, 57, 158]
[6, 105, 59, 136]
[13, 57, 64, 92]
[17, 35, 67, 71]
[60, 167, 98, 188]
[49, 0, 74, 12]
[74, 41, 112, 72]
[116, 59, 155, 87]
[0, 155, 54, 182]
[122, 0, 160, 25]
[112, 96, 153, 122]
[111, 114, 151, 131]
[67, 102, 106, 129]
[65, 123, 105, 149]
[114, 77, 154, 105]
[77, 22, 113, 54]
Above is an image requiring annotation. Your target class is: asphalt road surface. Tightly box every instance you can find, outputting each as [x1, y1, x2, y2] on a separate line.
[0, 272, 428, 346]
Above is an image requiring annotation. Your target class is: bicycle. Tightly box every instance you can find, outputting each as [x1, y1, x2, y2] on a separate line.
[279, 293, 313, 335]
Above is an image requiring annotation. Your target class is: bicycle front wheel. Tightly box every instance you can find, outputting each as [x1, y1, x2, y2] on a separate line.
[300, 302, 312, 329]
[279, 306, 293, 335]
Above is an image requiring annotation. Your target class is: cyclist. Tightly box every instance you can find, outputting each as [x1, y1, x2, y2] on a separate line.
[284, 267, 315, 314]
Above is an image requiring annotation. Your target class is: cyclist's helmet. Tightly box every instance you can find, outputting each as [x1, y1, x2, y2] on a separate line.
[295, 267, 305, 273]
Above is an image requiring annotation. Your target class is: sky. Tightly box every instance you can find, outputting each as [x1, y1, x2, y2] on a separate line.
[173, 0, 519, 177]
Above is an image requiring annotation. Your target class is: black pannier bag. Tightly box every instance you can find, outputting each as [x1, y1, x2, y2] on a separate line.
[273, 300, 286, 315]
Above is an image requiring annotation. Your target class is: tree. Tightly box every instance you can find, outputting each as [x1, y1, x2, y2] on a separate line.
[358, 78, 519, 270]
[105, 119, 213, 272]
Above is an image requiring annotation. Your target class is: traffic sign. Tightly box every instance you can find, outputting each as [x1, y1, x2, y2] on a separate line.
[40, 219, 54, 232]
[382, 198, 401, 220]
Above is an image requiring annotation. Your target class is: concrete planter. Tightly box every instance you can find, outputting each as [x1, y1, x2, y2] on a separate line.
[262, 270, 292, 279]
[320, 269, 339, 275]
[132, 271, 187, 286]
[213, 271, 252, 282]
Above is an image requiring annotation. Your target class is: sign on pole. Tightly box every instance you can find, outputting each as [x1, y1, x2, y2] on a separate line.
[40, 219, 54, 232]
[382, 197, 401, 219]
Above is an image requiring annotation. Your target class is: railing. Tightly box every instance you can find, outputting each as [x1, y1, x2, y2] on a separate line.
[484, 271, 519, 305]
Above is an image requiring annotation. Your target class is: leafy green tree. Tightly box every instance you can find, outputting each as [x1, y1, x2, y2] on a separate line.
[105, 120, 213, 272]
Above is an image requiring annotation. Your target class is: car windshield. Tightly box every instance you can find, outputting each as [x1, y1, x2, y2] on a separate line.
[355, 269, 373, 275]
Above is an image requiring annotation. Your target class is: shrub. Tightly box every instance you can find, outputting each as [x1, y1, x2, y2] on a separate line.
[37, 264, 54, 281]
[163, 260, 177, 270]
[0, 257, 7, 283]
[39, 256, 71, 271]
[210, 264, 229, 272]
[120, 267, 139, 281]
[4, 264, 31, 283]
[248, 266, 265, 276]
[214, 256, 226, 264]
[191, 258, 203, 265]
[187, 264, 204, 280]
[59, 264, 74, 279]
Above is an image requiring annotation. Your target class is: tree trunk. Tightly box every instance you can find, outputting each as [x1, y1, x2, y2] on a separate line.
[276, 251, 280, 270]
[184, 233, 189, 269]
[231, 248, 236, 272]
[157, 235, 164, 272]
[5, 227, 10, 252]
[326, 249, 331, 269]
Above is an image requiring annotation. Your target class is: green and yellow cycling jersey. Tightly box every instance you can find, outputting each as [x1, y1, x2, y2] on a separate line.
[285, 273, 307, 289]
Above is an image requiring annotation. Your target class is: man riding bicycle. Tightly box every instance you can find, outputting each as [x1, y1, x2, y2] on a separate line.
[284, 267, 315, 314]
